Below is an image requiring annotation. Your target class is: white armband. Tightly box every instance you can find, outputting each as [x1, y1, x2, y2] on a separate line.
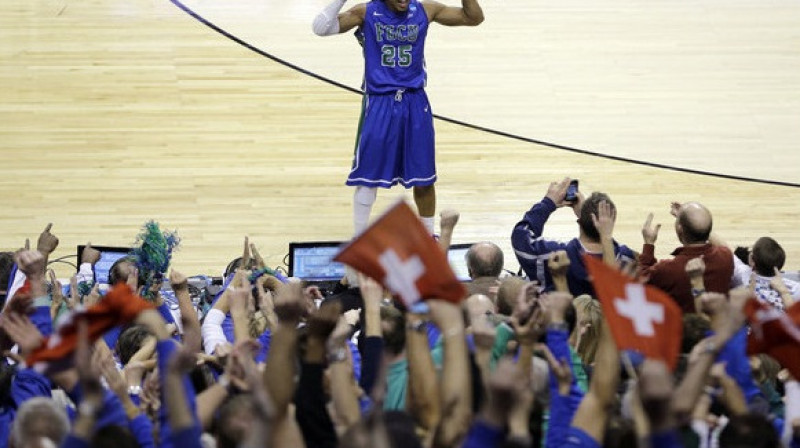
[312, 0, 346, 36]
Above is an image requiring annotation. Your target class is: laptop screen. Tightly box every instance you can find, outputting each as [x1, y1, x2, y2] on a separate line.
[77, 245, 131, 285]
[288, 241, 348, 282]
[447, 243, 473, 282]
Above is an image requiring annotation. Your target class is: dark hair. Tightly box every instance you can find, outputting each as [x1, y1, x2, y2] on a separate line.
[578, 193, 615, 242]
[751, 237, 786, 277]
[466, 243, 504, 278]
[678, 211, 711, 244]
[108, 256, 140, 286]
[681, 313, 711, 354]
[91, 425, 140, 448]
[0, 363, 16, 407]
[718, 413, 779, 448]
[734, 246, 751, 266]
[116, 325, 151, 365]
[381, 305, 406, 356]
[224, 257, 259, 278]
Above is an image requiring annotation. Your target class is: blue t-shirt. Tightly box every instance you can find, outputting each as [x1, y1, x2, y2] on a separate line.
[361, 0, 429, 94]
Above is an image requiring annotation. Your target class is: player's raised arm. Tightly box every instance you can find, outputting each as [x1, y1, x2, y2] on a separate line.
[423, 0, 484, 27]
[312, 0, 367, 36]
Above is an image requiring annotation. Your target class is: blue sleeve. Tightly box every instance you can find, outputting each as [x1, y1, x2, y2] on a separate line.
[254, 329, 272, 363]
[650, 431, 683, 448]
[359, 336, 383, 397]
[103, 325, 123, 350]
[156, 339, 198, 448]
[129, 414, 156, 448]
[511, 197, 567, 287]
[66, 385, 129, 428]
[60, 434, 91, 448]
[546, 328, 585, 448]
[30, 304, 53, 337]
[426, 322, 441, 351]
[347, 339, 362, 383]
[461, 419, 505, 448]
[167, 425, 202, 448]
[10, 368, 52, 407]
[716, 328, 763, 403]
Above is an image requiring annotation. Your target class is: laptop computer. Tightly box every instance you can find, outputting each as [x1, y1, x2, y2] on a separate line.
[288, 241, 348, 293]
[77, 245, 131, 285]
[447, 243, 474, 282]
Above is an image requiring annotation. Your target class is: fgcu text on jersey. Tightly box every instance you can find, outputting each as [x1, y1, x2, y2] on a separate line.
[362, 0, 429, 94]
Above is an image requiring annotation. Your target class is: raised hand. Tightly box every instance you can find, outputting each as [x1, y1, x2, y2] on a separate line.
[36, 223, 59, 256]
[358, 273, 384, 309]
[642, 213, 661, 245]
[14, 250, 46, 280]
[510, 307, 544, 346]
[306, 300, 342, 342]
[547, 250, 571, 278]
[539, 291, 573, 325]
[273, 282, 306, 323]
[685, 257, 706, 279]
[250, 242, 267, 269]
[591, 200, 615, 240]
[439, 209, 460, 232]
[539, 343, 572, 396]
[241, 236, 251, 270]
[169, 269, 189, 290]
[49, 270, 66, 315]
[545, 177, 572, 207]
[81, 243, 101, 265]
[0, 313, 44, 355]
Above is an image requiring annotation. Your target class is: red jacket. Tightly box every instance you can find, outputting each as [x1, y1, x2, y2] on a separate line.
[639, 243, 733, 314]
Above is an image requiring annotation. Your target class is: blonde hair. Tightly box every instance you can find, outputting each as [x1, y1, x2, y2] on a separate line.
[572, 295, 603, 366]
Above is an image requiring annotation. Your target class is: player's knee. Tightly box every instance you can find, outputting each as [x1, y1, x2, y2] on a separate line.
[354, 186, 377, 206]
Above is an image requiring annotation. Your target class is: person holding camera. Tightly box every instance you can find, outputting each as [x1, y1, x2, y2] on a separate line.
[511, 177, 635, 297]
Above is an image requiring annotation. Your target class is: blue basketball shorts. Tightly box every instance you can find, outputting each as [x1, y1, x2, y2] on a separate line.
[346, 88, 436, 188]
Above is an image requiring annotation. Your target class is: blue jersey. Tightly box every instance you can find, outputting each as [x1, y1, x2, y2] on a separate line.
[361, 0, 429, 94]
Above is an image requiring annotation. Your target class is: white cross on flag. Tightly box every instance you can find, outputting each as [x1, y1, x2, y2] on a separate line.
[334, 200, 467, 307]
[585, 256, 682, 370]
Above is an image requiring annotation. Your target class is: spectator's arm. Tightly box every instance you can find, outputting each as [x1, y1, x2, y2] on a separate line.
[547, 251, 571, 293]
[430, 300, 471, 448]
[264, 282, 304, 418]
[169, 270, 202, 352]
[638, 213, 661, 270]
[295, 301, 340, 448]
[407, 314, 440, 432]
[201, 308, 228, 355]
[438, 209, 459, 253]
[569, 320, 620, 443]
[327, 317, 361, 429]
[591, 200, 617, 267]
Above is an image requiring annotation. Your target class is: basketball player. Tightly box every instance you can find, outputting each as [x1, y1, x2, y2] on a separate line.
[313, 0, 484, 236]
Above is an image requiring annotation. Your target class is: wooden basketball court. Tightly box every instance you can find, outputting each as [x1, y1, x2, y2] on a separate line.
[2, 0, 799, 277]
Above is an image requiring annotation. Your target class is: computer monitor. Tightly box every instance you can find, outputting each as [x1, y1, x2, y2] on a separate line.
[447, 243, 474, 282]
[288, 241, 348, 282]
[77, 245, 131, 285]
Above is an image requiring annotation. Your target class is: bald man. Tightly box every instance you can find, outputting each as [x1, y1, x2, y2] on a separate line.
[464, 242, 503, 302]
[639, 201, 733, 313]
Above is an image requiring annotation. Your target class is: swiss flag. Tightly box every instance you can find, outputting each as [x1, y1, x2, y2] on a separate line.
[745, 299, 800, 380]
[26, 283, 155, 373]
[585, 256, 683, 370]
[334, 201, 467, 307]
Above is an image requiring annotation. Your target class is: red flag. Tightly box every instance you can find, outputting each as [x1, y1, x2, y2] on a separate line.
[585, 256, 682, 370]
[334, 201, 467, 307]
[745, 298, 800, 380]
[26, 283, 155, 373]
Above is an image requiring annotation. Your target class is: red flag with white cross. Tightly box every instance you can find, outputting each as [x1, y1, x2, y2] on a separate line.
[334, 200, 467, 307]
[745, 298, 800, 380]
[585, 256, 683, 370]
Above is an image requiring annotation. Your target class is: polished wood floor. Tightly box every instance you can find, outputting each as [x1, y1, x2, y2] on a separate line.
[2, 0, 799, 278]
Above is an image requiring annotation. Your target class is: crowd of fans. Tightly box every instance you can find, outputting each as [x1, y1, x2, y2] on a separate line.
[1, 176, 799, 448]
